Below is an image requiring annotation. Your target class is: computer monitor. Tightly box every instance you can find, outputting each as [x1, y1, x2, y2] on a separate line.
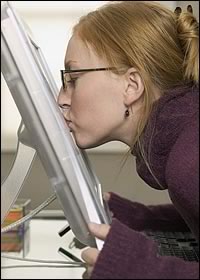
[1, 1, 111, 249]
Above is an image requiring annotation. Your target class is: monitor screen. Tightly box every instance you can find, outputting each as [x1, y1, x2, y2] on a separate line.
[1, 1, 111, 248]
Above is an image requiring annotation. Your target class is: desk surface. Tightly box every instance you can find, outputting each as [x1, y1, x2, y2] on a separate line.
[1, 219, 85, 279]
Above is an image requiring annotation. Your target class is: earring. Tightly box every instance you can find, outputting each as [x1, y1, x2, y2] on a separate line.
[125, 109, 130, 118]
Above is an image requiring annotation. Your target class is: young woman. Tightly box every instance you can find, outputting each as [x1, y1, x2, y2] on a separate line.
[58, 1, 199, 279]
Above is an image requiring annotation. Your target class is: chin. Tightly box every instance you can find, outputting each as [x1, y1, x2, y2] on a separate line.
[76, 141, 99, 150]
[74, 134, 101, 150]
[73, 136, 91, 149]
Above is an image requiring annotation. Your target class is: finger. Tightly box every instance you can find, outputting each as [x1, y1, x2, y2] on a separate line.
[81, 248, 99, 265]
[103, 193, 114, 218]
[82, 270, 89, 279]
[88, 223, 111, 240]
[103, 192, 111, 202]
[87, 266, 94, 277]
[82, 266, 93, 279]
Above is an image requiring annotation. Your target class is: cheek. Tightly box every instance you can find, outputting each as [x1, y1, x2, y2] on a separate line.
[71, 92, 95, 123]
[70, 79, 124, 148]
[71, 80, 107, 123]
[72, 97, 104, 138]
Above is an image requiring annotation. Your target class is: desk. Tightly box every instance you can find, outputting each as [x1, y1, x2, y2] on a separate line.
[1, 219, 85, 279]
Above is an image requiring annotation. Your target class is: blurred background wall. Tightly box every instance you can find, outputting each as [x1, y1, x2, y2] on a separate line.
[1, 1, 198, 211]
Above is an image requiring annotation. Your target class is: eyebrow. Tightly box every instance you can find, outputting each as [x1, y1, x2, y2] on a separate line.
[64, 60, 78, 70]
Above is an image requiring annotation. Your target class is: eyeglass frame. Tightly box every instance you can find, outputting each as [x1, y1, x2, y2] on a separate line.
[60, 67, 116, 89]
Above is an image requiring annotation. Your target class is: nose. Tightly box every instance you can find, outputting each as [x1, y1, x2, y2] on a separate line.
[57, 87, 71, 111]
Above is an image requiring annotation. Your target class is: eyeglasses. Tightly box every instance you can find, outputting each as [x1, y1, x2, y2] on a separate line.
[60, 67, 115, 90]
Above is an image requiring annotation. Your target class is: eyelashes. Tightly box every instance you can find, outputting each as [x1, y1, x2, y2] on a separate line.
[66, 77, 78, 87]
[67, 78, 78, 83]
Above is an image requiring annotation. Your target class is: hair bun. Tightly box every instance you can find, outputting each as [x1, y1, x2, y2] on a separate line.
[176, 10, 198, 39]
[175, 6, 199, 83]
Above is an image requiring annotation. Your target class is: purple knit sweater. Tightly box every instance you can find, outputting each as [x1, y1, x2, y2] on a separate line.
[91, 84, 199, 279]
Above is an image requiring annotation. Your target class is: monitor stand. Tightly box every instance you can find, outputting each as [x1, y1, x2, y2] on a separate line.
[1, 121, 36, 224]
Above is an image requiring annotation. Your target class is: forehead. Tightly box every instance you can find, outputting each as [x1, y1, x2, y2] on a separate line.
[64, 35, 104, 68]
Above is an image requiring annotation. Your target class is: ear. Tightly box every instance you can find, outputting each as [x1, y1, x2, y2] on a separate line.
[123, 68, 144, 107]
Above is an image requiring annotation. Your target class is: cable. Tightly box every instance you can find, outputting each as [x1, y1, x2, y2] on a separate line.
[1, 193, 57, 233]
[1, 255, 86, 269]
[1, 255, 85, 265]
[1, 264, 84, 269]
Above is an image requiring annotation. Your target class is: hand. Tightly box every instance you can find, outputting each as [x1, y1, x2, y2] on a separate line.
[81, 223, 111, 279]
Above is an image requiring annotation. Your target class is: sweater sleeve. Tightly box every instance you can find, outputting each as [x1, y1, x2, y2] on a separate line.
[91, 219, 199, 279]
[108, 192, 190, 231]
